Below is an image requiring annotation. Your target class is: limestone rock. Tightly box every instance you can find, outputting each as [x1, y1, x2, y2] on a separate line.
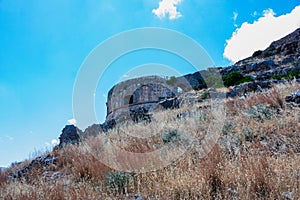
[59, 125, 81, 146]
[285, 90, 300, 105]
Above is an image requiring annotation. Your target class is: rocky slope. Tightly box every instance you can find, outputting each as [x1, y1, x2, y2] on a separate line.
[221, 28, 300, 80]
[80, 28, 300, 138]
[1, 28, 300, 200]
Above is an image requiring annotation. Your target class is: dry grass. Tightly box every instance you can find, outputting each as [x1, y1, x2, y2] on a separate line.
[0, 82, 299, 199]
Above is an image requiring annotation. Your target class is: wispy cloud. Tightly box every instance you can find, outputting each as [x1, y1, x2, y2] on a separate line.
[224, 6, 300, 63]
[45, 139, 59, 147]
[252, 11, 258, 17]
[51, 139, 59, 145]
[152, 0, 183, 20]
[233, 12, 238, 27]
[68, 118, 77, 125]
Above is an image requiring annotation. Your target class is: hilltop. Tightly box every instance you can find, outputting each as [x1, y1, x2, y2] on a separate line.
[0, 28, 299, 199]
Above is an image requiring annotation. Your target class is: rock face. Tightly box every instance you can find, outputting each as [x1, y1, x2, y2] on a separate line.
[159, 97, 180, 109]
[106, 76, 177, 122]
[99, 28, 300, 129]
[9, 154, 58, 180]
[227, 79, 285, 97]
[100, 118, 116, 132]
[221, 28, 300, 80]
[59, 125, 81, 146]
[129, 106, 152, 123]
[285, 90, 300, 105]
[82, 124, 102, 138]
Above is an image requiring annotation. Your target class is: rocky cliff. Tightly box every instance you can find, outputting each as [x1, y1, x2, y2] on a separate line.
[79, 27, 300, 139]
[221, 28, 300, 80]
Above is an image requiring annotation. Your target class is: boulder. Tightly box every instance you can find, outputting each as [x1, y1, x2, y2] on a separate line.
[159, 97, 180, 109]
[129, 106, 151, 123]
[285, 90, 300, 105]
[59, 125, 81, 146]
[83, 124, 102, 138]
[227, 80, 285, 97]
[8, 154, 58, 180]
[100, 118, 116, 132]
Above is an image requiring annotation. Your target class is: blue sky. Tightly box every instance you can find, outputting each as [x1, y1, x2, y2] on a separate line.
[0, 0, 300, 167]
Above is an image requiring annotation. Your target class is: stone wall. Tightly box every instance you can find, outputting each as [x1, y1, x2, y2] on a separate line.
[106, 76, 177, 121]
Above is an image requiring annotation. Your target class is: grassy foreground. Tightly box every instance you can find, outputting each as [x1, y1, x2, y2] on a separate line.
[0, 82, 299, 200]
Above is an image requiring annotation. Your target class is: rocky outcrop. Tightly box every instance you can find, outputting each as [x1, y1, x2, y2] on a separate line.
[227, 80, 285, 97]
[82, 124, 102, 138]
[159, 97, 180, 109]
[100, 118, 116, 132]
[8, 154, 58, 180]
[106, 76, 177, 122]
[285, 90, 300, 105]
[59, 125, 81, 147]
[221, 28, 300, 81]
[129, 106, 152, 123]
[81, 28, 300, 137]
[221, 60, 279, 76]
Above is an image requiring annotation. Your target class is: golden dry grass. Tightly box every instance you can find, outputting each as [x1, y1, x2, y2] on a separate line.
[0, 81, 299, 199]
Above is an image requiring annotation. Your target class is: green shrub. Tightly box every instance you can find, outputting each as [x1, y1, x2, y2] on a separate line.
[199, 111, 208, 121]
[271, 69, 300, 80]
[222, 72, 254, 87]
[105, 172, 133, 194]
[162, 130, 180, 143]
[271, 74, 282, 80]
[264, 43, 276, 57]
[201, 91, 209, 99]
[193, 86, 199, 91]
[222, 121, 234, 135]
[246, 104, 274, 121]
[166, 76, 177, 85]
[241, 128, 254, 142]
[197, 78, 205, 85]
[252, 50, 263, 57]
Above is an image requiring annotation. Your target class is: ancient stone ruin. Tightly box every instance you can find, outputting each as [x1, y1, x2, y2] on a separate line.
[106, 76, 178, 122]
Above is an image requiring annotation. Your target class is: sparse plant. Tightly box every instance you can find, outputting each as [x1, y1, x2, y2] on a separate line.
[105, 171, 133, 194]
[1, 82, 300, 199]
[246, 104, 274, 121]
[241, 127, 254, 142]
[162, 129, 180, 143]
[222, 72, 254, 87]
[166, 76, 177, 85]
[252, 50, 263, 57]
[201, 91, 209, 99]
[271, 69, 300, 81]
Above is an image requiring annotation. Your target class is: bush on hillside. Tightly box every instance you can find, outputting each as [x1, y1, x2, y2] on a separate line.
[222, 72, 254, 87]
[166, 76, 177, 85]
[271, 69, 300, 80]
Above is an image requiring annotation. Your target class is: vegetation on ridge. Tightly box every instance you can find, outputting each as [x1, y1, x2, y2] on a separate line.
[1, 81, 299, 199]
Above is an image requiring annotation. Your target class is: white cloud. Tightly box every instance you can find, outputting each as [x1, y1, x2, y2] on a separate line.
[45, 139, 59, 147]
[68, 118, 77, 125]
[51, 139, 59, 145]
[233, 12, 238, 27]
[252, 11, 258, 17]
[224, 6, 300, 63]
[152, 0, 183, 20]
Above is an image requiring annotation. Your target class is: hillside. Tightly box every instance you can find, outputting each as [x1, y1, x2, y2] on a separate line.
[0, 29, 300, 199]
